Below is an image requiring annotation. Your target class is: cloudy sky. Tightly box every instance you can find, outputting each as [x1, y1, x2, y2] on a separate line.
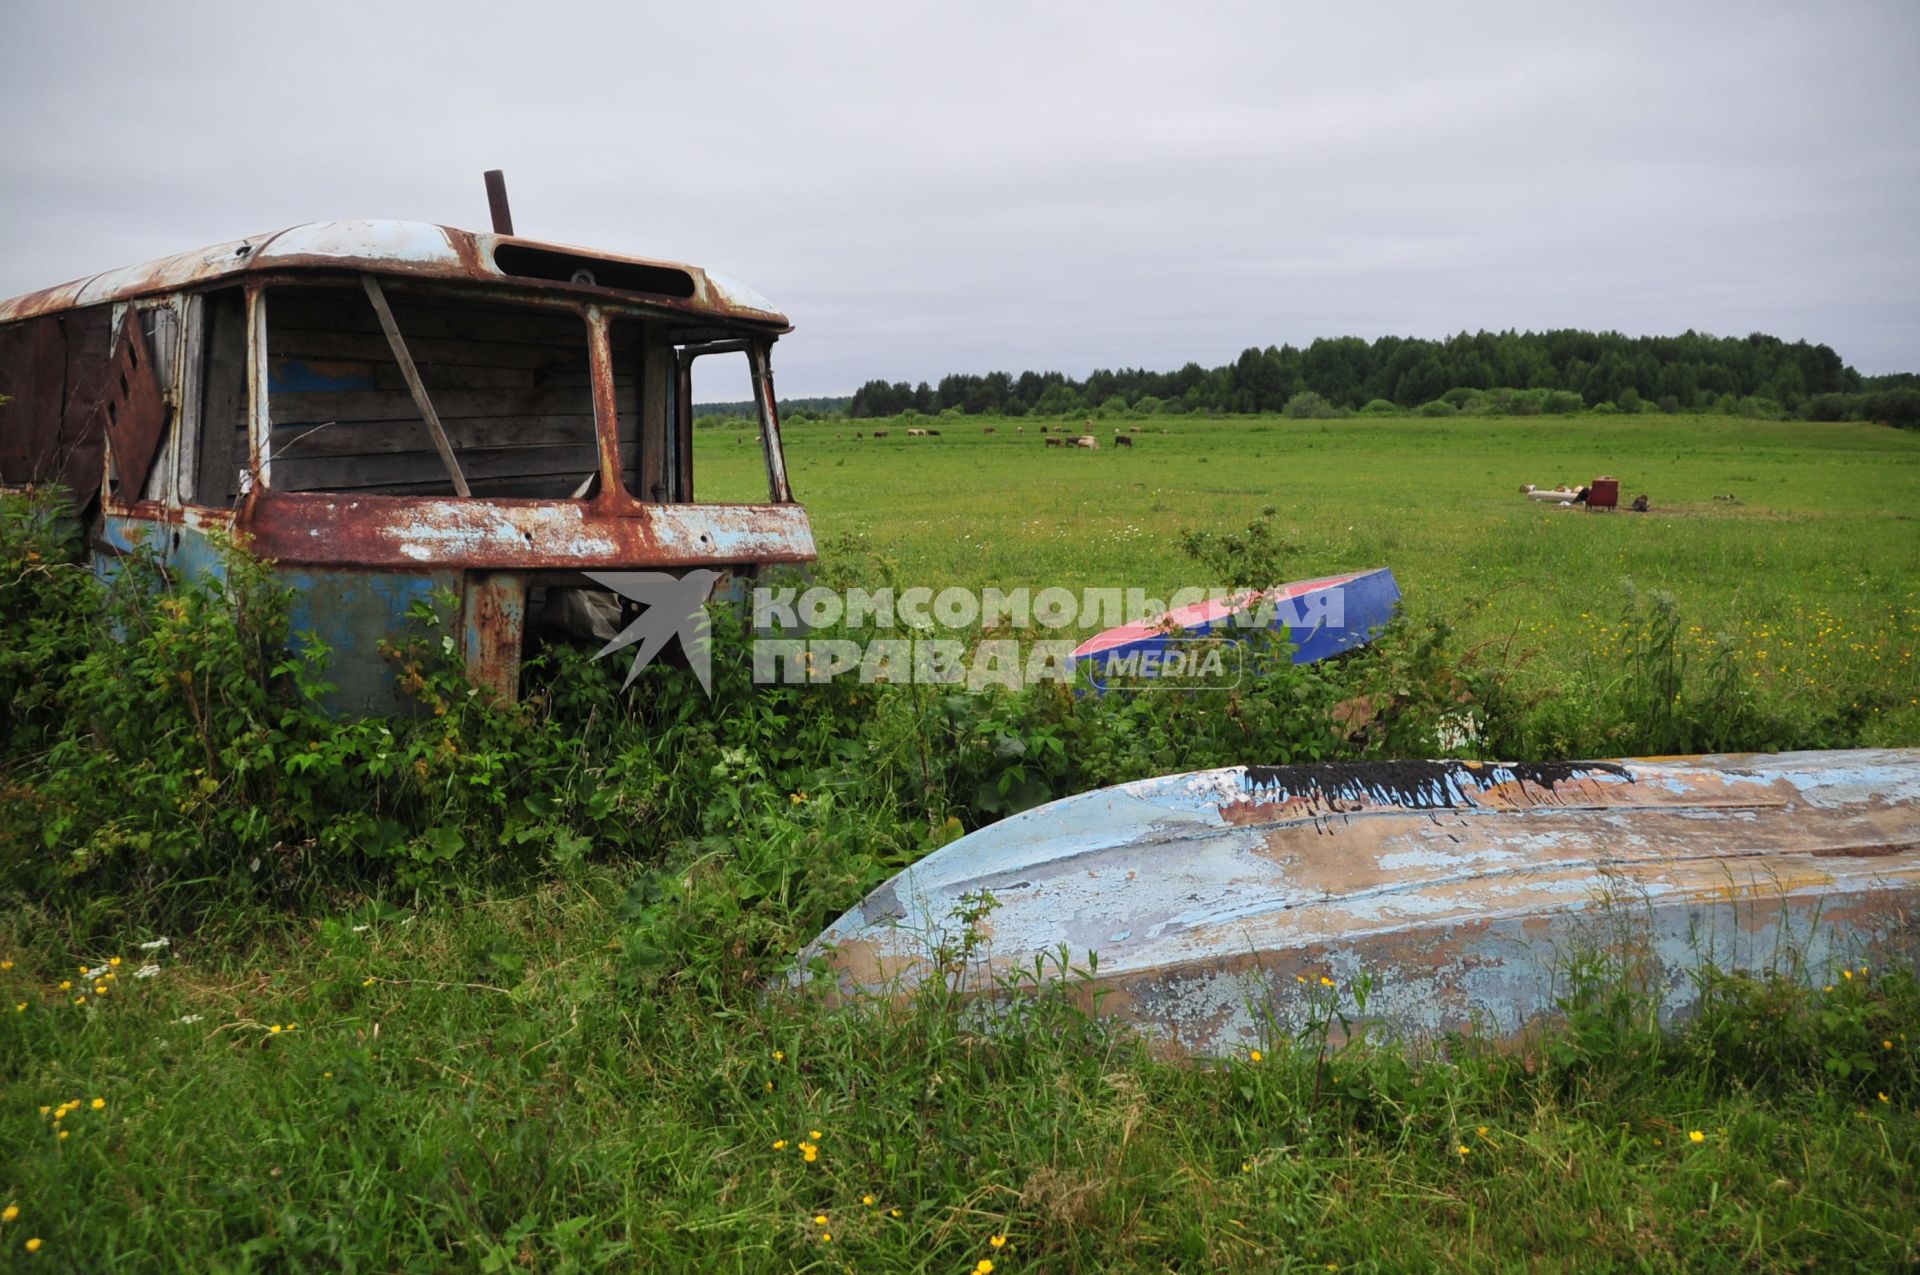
[1, 1, 1915, 396]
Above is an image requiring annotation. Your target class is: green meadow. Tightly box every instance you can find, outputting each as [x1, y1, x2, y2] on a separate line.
[703, 412, 1920, 738]
[2, 414, 1917, 1272]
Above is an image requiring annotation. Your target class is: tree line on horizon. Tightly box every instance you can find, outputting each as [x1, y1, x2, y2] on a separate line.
[841, 329, 1920, 427]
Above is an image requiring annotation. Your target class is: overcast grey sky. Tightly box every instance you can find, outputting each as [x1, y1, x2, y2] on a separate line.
[1, 1, 1915, 395]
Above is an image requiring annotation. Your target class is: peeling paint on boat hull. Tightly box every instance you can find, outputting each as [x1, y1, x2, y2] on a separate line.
[799, 751, 1920, 1056]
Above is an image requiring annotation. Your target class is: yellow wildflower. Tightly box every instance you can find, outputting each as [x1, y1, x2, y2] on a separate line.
[976, 1261, 994, 1275]
[1843, 969, 1853, 980]
[108, 957, 121, 968]
[789, 792, 807, 805]
[890, 1208, 902, 1218]
[57, 981, 70, 992]
[802, 1147, 818, 1163]
[72, 997, 84, 1006]
[773, 1050, 785, 1063]
[1688, 1130, 1705, 1143]
[56, 1130, 67, 1141]
[814, 1213, 828, 1226]
[0, 960, 12, 970]
[862, 1195, 875, 1206]
[25, 1237, 42, 1253]
[1456, 1144, 1470, 1157]
[809, 1129, 823, 1140]
[93, 983, 106, 995]
[1249, 1049, 1263, 1063]
[1294, 974, 1306, 984]
[990, 1234, 1007, 1249]
[1884, 1040, 1894, 1050]
[821, 1232, 832, 1243]
[1, 1204, 16, 1222]
[1241, 1161, 1252, 1173]
[764, 1081, 773, 1092]
[1878, 1092, 1890, 1104]
[362, 977, 375, 987]
[13, 1004, 22, 1013]
[773, 1139, 788, 1150]
[37, 1107, 48, 1116]
[1476, 1126, 1489, 1137]
[90, 1098, 104, 1110]
[1319, 976, 1334, 987]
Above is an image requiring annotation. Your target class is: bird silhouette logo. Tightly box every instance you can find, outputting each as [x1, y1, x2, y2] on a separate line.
[583, 570, 721, 695]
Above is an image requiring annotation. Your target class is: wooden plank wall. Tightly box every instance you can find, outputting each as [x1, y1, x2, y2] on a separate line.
[259, 289, 636, 498]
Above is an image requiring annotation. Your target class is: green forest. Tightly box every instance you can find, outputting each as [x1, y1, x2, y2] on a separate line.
[845, 329, 1920, 425]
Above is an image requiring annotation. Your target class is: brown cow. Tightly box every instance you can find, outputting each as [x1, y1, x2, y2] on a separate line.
[1114, 434, 1134, 448]
[871, 430, 889, 438]
[982, 426, 995, 434]
[1044, 436, 1065, 448]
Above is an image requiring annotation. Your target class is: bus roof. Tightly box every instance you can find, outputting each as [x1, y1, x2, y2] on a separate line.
[0, 219, 789, 331]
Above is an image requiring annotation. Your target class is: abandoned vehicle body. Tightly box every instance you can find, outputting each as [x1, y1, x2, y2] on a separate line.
[0, 220, 814, 707]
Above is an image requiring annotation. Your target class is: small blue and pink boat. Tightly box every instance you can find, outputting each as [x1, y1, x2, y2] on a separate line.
[1072, 567, 1400, 690]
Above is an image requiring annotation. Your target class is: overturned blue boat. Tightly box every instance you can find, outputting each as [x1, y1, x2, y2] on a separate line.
[799, 750, 1920, 1056]
[1072, 567, 1399, 691]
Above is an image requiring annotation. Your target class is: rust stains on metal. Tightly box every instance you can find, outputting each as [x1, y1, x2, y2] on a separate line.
[237, 492, 813, 571]
[0, 305, 113, 497]
[0, 221, 792, 332]
[97, 311, 169, 502]
[460, 571, 528, 702]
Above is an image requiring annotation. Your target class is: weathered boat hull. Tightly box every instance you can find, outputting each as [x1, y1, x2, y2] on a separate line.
[801, 751, 1920, 1056]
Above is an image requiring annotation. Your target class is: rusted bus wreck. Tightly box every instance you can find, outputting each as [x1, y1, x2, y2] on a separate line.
[0, 216, 813, 707]
[801, 750, 1920, 1056]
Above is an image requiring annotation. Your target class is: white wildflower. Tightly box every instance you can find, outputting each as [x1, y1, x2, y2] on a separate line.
[137, 937, 171, 952]
[175, 1014, 203, 1024]
[134, 963, 162, 980]
[85, 963, 111, 979]
[351, 925, 370, 933]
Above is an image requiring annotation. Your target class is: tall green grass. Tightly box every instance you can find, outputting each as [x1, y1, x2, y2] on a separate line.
[1, 881, 1916, 1271]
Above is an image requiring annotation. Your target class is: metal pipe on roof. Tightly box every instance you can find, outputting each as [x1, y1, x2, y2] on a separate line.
[484, 171, 514, 236]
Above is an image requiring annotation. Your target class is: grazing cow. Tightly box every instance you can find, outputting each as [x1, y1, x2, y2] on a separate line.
[1015, 426, 1024, 433]
[906, 428, 927, 437]
[982, 426, 995, 434]
[872, 430, 889, 438]
[1074, 435, 1098, 450]
[1129, 426, 1142, 434]
[1044, 436, 1065, 448]
[1039, 425, 1049, 434]
[855, 432, 863, 439]
[926, 429, 941, 436]
[1114, 434, 1134, 448]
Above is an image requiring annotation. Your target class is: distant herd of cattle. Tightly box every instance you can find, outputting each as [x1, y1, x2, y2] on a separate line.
[847, 422, 1148, 449]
